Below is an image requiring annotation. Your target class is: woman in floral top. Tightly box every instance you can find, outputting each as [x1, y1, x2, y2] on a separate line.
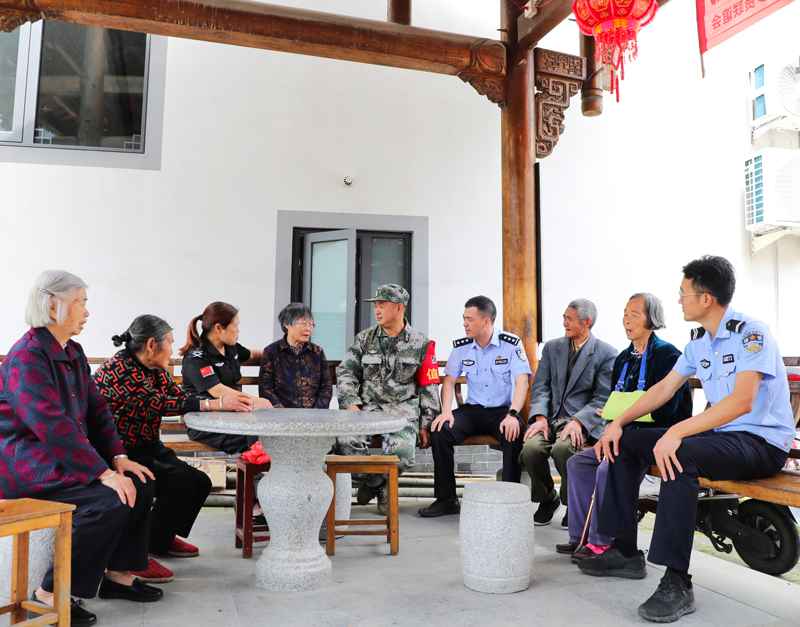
[259, 303, 332, 409]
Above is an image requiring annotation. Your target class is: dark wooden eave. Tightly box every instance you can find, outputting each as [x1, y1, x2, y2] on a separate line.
[0, 0, 505, 81]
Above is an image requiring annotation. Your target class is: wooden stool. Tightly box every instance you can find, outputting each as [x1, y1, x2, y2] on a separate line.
[325, 455, 399, 556]
[234, 458, 271, 558]
[0, 498, 75, 627]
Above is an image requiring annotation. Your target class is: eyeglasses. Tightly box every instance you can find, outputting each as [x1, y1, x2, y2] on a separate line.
[293, 321, 316, 329]
[678, 291, 706, 301]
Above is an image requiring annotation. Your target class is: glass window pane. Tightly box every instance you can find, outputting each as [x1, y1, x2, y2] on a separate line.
[370, 237, 406, 295]
[754, 64, 765, 90]
[755, 94, 766, 119]
[34, 22, 147, 150]
[310, 240, 349, 361]
[0, 28, 21, 133]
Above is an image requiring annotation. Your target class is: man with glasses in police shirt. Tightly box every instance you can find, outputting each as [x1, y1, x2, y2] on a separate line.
[418, 295, 531, 517]
[336, 284, 441, 516]
[579, 256, 795, 624]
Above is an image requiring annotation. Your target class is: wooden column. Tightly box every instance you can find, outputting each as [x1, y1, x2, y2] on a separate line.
[387, 0, 411, 25]
[580, 34, 602, 117]
[501, 1, 538, 368]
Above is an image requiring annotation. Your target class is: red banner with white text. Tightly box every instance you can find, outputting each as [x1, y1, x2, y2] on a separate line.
[697, 0, 796, 53]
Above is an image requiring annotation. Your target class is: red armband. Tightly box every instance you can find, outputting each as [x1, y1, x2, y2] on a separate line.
[416, 341, 441, 386]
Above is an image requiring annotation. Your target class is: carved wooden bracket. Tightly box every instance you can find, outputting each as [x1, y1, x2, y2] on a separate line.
[534, 48, 586, 158]
[0, 0, 41, 33]
[458, 39, 507, 107]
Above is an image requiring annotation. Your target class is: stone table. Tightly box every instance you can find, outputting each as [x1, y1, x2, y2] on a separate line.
[184, 409, 405, 592]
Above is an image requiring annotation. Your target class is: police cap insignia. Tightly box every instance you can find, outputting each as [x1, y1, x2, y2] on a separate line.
[742, 330, 764, 354]
[726, 319, 745, 333]
[453, 337, 471, 348]
[690, 328, 706, 341]
[499, 333, 519, 346]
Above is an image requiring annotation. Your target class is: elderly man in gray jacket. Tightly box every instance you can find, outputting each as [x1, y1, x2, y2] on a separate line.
[520, 299, 617, 527]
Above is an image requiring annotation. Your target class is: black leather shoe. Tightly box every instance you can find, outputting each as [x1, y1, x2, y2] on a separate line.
[418, 498, 461, 518]
[29, 598, 97, 627]
[252, 513, 267, 527]
[556, 541, 578, 554]
[98, 578, 164, 602]
[571, 545, 596, 563]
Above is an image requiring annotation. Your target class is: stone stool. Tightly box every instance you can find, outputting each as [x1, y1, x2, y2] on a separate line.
[0, 498, 75, 626]
[459, 482, 534, 594]
[324, 455, 399, 556]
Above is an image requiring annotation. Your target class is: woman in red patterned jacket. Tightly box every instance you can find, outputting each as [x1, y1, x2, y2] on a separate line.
[94, 315, 243, 583]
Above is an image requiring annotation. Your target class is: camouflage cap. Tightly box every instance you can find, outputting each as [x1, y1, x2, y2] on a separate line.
[364, 284, 409, 306]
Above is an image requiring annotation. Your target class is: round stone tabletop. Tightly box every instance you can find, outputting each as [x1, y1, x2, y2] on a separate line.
[184, 408, 407, 438]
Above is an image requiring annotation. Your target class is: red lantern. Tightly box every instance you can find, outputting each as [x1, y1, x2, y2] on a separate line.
[572, 0, 658, 101]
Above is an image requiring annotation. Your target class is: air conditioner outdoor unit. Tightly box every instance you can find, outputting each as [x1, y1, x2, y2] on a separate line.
[744, 148, 800, 233]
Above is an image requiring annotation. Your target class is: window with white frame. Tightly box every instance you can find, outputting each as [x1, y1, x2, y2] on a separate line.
[0, 20, 151, 152]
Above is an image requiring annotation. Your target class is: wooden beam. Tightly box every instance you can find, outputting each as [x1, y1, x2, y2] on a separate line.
[387, 0, 411, 26]
[0, 0, 504, 83]
[501, 0, 538, 378]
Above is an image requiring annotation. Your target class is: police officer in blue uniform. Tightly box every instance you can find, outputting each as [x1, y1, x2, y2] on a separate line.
[418, 296, 532, 517]
[578, 256, 795, 623]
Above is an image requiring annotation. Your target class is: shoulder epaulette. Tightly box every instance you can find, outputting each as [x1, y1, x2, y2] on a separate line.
[690, 327, 706, 341]
[726, 319, 745, 333]
[499, 333, 520, 346]
[453, 337, 471, 348]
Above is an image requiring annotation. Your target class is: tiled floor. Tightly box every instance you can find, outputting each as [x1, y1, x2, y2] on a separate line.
[68, 500, 799, 627]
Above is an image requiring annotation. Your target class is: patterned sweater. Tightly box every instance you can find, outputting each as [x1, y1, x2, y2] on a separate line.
[94, 349, 201, 451]
[0, 327, 125, 498]
[259, 338, 332, 409]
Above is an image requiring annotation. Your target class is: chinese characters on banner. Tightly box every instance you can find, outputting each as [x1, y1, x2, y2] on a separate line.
[697, 0, 796, 53]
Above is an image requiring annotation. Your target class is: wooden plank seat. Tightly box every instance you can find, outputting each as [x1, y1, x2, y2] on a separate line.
[325, 455, 400, 556]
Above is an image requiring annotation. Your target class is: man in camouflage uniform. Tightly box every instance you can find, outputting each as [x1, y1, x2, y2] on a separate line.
[336, 284, 442, 515]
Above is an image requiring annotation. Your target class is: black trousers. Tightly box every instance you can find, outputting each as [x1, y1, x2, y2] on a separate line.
[128, 442, 213, 556]
[40, 472, 153, 598]
[430, 404, 525, 501]
[597, 428, 787, 572]
[186, 428, 256, 455]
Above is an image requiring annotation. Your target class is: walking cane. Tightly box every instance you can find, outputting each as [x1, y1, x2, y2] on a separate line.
[578, 488, 596, 547]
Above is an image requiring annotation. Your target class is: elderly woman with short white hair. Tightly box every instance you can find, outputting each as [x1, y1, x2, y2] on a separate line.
[0, 270, 163, 627]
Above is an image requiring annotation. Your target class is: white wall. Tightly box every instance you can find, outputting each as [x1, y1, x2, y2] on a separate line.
[0, 0, 798, 365]
[537, 0, 800, 356]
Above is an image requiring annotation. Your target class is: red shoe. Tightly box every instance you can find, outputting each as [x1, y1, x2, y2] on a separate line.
[131, 558, 174, 583]
[169, 537, 199, 557]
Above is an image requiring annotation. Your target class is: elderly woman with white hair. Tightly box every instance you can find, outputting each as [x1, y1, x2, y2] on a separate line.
[556, 293, 693, 563]
[0, 271, 163, 627]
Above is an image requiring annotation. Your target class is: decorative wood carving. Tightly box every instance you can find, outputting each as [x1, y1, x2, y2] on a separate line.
[457, 39, 507, 107]
[534, 48, 586, 158]
[0, 0, 40, 33]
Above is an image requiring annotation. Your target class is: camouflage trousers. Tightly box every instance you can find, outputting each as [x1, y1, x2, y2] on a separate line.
[335, 421, 419, 487]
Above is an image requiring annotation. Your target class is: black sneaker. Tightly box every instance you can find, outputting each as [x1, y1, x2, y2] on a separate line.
[577, 546, 647, 579]
[418, 498, 461, 518]
[561, 509, 569, 529]
[638, 571, 696, 623]
[533, 493, 560, 526]
[356, 482, 377, 505]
